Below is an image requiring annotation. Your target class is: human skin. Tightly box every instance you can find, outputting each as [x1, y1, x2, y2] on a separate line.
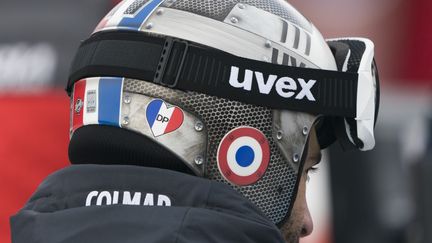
[281, 127, 322, 243]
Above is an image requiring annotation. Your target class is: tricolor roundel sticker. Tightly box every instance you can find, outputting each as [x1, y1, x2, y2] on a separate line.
[146, 99, 184, 137]
[217, 126, 270, 186]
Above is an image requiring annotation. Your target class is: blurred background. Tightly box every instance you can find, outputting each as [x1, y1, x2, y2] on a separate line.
[0, 0, 431, 243]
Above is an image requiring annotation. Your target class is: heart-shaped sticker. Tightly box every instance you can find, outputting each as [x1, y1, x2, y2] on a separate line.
[146, 99, 184, 137]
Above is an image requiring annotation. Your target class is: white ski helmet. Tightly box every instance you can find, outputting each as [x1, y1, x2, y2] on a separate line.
[67, 0, 380, 225]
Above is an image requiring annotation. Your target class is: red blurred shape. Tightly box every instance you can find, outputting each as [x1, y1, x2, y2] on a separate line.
[112, 0, 122, 6]
[0, 90, 70, 243]
[401, 0, 432, 83]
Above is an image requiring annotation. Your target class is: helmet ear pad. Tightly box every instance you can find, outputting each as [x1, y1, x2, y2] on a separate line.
[69, 125, 195, 174]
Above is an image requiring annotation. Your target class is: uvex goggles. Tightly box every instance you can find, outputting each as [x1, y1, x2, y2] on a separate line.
[67, 31, 379, 151]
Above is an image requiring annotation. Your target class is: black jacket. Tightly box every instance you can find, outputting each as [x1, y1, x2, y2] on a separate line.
[11, 165, 285, 243]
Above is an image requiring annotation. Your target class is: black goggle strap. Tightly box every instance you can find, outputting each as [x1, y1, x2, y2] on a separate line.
[68, 31, 363, 119]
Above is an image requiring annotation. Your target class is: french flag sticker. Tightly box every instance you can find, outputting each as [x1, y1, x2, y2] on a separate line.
[72, 77, 124, 132]
[146, 99, 184, 137]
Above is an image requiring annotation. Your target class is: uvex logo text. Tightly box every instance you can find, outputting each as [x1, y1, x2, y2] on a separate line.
[229, 66, 316, 101]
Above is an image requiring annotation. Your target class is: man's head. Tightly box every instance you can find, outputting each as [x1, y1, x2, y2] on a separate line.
[66, 0, 379, 240]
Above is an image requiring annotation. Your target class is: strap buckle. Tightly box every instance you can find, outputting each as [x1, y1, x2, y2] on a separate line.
[153, 37, 189, 88]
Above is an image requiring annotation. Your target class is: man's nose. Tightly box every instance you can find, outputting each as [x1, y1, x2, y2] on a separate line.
[301, 205, 314, 237]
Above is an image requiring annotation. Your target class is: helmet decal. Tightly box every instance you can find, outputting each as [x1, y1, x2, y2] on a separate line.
[146, 99, 185, 137]
[96, 0, 163, 32]
[72, 77, 124, 132]
[217, 126, 270, 186]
